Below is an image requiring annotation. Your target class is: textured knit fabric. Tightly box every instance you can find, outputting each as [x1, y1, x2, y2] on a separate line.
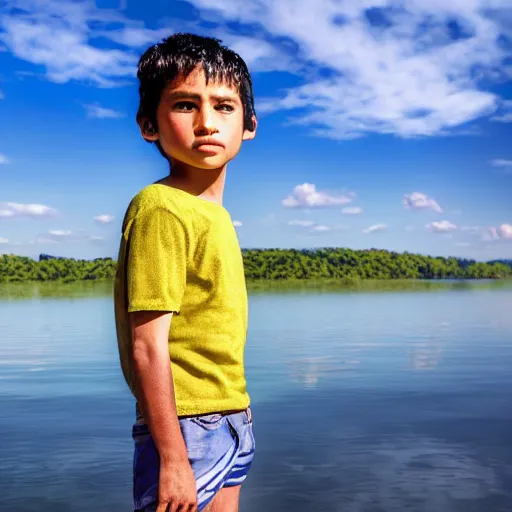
[114, 183, 250, 417]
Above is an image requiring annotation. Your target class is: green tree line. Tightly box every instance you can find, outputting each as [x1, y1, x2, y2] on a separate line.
[0, 249, 511, 283]
[0, 254, 116, 283]
[242, 248, 512, 280]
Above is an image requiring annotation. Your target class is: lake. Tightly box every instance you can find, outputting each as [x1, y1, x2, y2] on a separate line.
[1, 281, 512, 511]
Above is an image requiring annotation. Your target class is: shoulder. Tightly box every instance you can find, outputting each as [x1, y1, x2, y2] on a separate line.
[120, 186, 205, 250]
[123, 184, 194, 225]
[130, 184, 190, 212]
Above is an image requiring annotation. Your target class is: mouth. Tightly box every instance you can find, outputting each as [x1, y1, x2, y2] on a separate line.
[193, 139, 225, 152]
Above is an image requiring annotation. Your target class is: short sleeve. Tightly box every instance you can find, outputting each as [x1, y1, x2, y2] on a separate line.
[126, 207, 188, 313]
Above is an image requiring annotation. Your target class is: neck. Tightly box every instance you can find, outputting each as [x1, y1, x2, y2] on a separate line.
[162, 160, 227, 206]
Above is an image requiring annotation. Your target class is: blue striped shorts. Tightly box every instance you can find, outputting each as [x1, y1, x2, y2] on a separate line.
[132, 407, 255, 511]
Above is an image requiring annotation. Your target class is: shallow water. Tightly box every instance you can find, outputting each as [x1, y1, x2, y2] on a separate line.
[1, 284, 511, 511]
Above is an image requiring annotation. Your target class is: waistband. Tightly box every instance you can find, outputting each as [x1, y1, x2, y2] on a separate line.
[135, 403, 252, 424]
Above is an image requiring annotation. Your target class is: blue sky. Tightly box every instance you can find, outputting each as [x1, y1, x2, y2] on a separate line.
[1, 0, 511, 262]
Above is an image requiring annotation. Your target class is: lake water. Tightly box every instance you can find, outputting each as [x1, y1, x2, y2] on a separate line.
[1, 282, 512, 511]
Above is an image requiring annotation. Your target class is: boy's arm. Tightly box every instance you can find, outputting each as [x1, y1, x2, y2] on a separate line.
[130, 310, 188, 464]
[130, 310, 197, 512]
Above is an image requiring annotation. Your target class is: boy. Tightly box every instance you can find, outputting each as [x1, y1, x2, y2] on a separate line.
[114, 33, 257, 512]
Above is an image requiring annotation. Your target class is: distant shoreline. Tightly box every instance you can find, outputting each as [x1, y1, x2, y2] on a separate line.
[1, 250, 511, 284]
[1, 277, 511, 301]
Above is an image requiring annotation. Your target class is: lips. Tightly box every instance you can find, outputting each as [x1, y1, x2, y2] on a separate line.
[193, 138, 225, 149]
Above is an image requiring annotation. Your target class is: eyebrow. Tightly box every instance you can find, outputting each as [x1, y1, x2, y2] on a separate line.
[168, 91, 240, 103]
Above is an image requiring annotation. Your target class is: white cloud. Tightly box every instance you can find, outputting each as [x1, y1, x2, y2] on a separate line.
[0, 153, 9, 164]
[492, 113, 512, 122]
[84, 103, 125, 119]
[49, 229, 72, 237]
[97, 26, 172, 49]
[94, 214, 115, 224]
[311, 225, 330, 232]
[341, 206, 362, 215]
[464, 224, 512, 242]
[498, 224, 512, 240]
[363, 223, 387, 234]
[288, 220, 316, 227]
[427, 220, 457, 233]
[36, 230, 104, 243]
[0, 237, 9, 244]
[233, 220, 243, 227]
[187, 0, 511, 139]
[0, 0, 136, 87]
[404, 192, 443, 213]
[282, 183, 355, 208]
[490, 158, 512, 168]
[0, 202, 58, 218]
[491, 100, 512, 122]
[217, 33, 294, 73]
[289, 219, 338, 234]
[90, 235, 106, 244]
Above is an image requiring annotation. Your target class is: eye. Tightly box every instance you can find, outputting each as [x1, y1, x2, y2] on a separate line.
[216, 104, 234, 112]
[173, 101, 196, 111]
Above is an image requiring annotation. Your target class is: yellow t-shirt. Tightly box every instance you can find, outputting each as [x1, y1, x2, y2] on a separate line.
[114, 183, 250, 417]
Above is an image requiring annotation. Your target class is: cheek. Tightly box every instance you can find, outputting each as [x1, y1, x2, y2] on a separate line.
[157, 110, 191, 145]
[224, 116, 245, 145]
[167, 116, 191, 143]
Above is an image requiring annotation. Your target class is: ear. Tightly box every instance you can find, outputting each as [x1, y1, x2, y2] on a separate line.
[139, 118, 159, 142]
[242, 115, 258, 141]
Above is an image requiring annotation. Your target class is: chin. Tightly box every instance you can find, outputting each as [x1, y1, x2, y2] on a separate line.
[168, 150, 232, 170]
[191, 156, 231, 170]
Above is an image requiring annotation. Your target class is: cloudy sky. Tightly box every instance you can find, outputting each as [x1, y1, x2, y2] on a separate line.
[1, 0, 511, 261]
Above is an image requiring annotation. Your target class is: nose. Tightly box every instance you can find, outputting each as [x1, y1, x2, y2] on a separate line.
[194, 105, 218, 136]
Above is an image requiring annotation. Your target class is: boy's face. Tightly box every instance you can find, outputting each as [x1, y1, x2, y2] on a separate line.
[143, 66, 256, 170]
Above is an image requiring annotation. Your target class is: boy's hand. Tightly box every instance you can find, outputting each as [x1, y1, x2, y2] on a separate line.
[156, 459, 198, 512]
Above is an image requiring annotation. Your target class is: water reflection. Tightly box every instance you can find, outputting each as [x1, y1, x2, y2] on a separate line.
[287, 355, 361, 388]
[408, 322, 451, 371]
[409, 340, 443, 370]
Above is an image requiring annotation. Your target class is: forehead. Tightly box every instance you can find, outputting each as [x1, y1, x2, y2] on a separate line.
[165, 66, 240, 99]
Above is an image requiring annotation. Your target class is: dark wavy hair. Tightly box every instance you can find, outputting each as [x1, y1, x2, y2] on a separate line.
[136, 32, 256, 156]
